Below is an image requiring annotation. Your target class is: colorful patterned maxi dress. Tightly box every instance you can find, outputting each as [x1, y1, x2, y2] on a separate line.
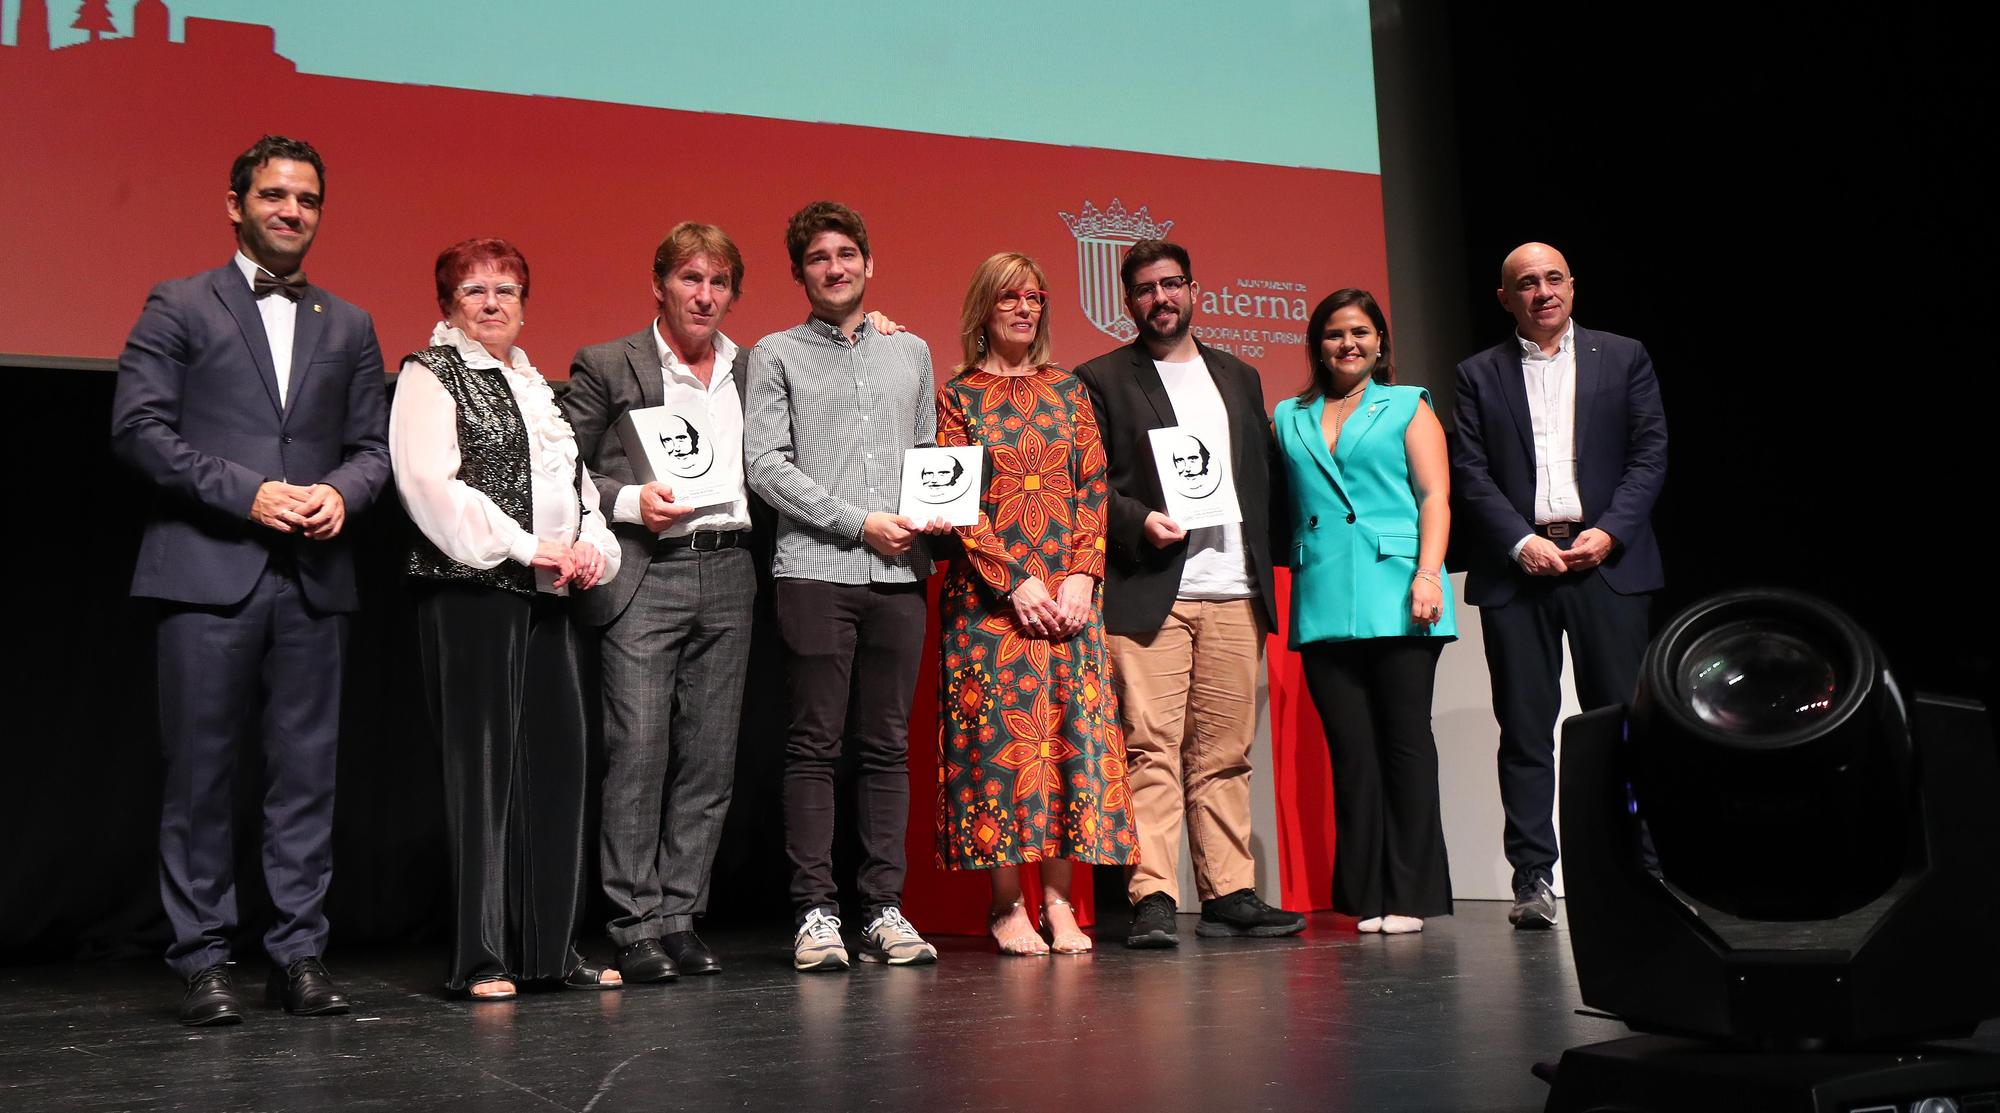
[934, 365, 1137, 869]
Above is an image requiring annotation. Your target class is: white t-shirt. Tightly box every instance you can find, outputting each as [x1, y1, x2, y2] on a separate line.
[1153, 355, 1254, 600]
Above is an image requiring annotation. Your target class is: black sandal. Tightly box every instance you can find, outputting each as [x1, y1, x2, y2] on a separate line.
[562, 961, 622, 991]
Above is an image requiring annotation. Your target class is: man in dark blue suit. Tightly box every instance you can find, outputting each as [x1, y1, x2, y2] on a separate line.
[1450, 242, 1667, 929]
[110, 135, 390, 1024]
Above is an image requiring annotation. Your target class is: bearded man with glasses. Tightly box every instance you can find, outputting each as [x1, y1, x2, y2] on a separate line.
[1074, 239, 1305, 949]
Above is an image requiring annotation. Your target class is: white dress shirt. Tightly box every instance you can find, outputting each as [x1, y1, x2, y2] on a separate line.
[611, 324, 752, 537]
[1154, 354, 1255, 600]
[234, 251, 297, 407]
[1510, 322, 1584, 559]
[389, 323, 620, 595]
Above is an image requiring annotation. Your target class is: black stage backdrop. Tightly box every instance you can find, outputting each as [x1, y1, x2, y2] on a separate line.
[4, 3, 1992, 962]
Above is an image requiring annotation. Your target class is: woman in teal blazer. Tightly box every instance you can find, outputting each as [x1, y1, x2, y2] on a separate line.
[1273, 289, 1455, 933]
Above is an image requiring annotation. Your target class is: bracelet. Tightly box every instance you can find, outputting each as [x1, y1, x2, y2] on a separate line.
[1413, 568, 1442, 584]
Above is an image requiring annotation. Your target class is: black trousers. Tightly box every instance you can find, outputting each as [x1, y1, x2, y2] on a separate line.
[1299, 637, 1453, 919]
[774, 579, 927, 924]
[416, 585, 588, 989]
[1479, 567, 1650, 891]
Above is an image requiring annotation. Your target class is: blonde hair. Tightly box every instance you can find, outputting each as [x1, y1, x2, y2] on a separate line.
[956, 252, 1052, 372]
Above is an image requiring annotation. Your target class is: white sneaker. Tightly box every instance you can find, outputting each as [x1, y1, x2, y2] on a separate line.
[858, 907, 938, 966]
[793, 909, 849, 972]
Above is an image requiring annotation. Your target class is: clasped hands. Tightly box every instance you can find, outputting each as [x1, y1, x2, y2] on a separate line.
[250, 481, 346, 540]
[1516, 528, 1615, 576]
[529, 538, 607, 589]
[1012, 573, 1093, 640]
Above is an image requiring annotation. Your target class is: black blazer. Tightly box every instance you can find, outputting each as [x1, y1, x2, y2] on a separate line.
[1074, 339, 1281, 637]
[109, 262, 391, 611]
[1449, 326, 1667, 608]
[562, 325, 761, 628]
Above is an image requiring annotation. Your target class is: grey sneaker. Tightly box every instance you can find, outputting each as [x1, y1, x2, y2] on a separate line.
[793, 908, 850, 972]
[857, 907, 938, 966]
[1509, 877, 1558, 930]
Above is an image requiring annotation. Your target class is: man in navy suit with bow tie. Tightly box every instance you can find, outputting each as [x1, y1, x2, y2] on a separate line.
[110, 135, 390, 1024]
[1450, 242, 1667, 930]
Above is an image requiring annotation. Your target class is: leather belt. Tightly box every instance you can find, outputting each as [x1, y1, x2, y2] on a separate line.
[1535, 522, 1585, 540]
[652, 530, 746, 558]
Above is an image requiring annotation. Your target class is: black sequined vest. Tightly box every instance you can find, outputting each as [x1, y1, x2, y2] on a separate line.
[402, 346, 538, 596]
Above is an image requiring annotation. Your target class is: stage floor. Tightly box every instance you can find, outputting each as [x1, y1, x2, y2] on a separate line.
[6, 902, 1994, 1112]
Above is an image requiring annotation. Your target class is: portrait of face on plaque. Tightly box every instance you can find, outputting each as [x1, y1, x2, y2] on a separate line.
[1168, 432, 1222, 499]
[914, 453, 972, 505]
[656, 412, 715, 480]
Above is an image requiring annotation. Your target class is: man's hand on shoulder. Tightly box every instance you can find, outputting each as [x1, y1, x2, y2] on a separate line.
[250, 482, 314, 534]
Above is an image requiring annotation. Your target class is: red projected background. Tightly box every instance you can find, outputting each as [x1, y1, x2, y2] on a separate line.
[2, 12, 1382, 930]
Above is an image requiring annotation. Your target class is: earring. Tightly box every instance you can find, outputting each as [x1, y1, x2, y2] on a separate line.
[976, 332, 986, 355]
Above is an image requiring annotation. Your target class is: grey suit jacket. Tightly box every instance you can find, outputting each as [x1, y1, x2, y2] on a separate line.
[109, 262, 391, 611]
[563, 325, 756, 627]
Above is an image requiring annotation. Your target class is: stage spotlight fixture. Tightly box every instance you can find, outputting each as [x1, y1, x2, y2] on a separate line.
[1543, 588, 2000, 1113]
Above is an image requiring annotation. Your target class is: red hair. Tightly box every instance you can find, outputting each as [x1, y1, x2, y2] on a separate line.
[434, 237, 530, 315]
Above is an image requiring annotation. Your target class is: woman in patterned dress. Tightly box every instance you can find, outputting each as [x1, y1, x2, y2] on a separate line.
[934, 252, 1138, 955]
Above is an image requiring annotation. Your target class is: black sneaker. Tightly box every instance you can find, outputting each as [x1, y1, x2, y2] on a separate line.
[1509, 878, 1558, 930]
[1124, 892, 1180, 949]
[1197, 888, 1307, 938]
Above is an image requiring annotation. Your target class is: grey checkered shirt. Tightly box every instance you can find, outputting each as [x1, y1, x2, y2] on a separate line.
[744, 316, 936, 584]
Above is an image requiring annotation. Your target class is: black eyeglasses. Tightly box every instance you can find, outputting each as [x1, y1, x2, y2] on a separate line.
[1126, 274, 1192, 300]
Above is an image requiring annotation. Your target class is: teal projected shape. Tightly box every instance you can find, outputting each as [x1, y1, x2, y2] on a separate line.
[6, 0, 1378, 174]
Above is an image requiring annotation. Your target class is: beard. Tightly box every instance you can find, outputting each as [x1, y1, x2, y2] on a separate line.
[1135, 302, 1192, 345]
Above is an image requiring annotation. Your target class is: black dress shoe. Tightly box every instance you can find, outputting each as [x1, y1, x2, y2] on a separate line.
[1125, 891, 1180, 949]
[1197, 888, 1308, 938]
[615, 938, 679, 982]
[661, 931, 721, 976]
[181, 965, 244, 1027]
[266, 956, 351, 1016]
[1509, 878, 1558, 930]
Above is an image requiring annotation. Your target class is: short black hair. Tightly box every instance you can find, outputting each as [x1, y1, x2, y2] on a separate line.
[1120, 239, 1190, 289]
[229, 135, 325, 201]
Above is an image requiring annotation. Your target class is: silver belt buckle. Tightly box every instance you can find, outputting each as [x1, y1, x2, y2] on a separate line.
[1545, 522, 1573, 539]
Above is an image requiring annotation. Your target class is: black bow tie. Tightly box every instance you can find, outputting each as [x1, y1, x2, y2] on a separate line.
[252, 270, 308, 302]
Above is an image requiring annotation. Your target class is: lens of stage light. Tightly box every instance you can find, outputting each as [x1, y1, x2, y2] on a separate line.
[1677, 620, 1838, 736]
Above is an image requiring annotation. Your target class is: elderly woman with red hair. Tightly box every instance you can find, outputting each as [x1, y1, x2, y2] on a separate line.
[389, 237, 622, 999]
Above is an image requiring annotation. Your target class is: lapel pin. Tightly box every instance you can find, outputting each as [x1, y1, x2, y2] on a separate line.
[313, 304, 323, 313]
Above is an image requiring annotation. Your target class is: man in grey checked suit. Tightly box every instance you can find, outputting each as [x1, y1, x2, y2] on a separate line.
[565, 223, 758, 982]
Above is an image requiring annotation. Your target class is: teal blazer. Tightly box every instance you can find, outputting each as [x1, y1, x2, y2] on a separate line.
[1274, 382, 1456, 648]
